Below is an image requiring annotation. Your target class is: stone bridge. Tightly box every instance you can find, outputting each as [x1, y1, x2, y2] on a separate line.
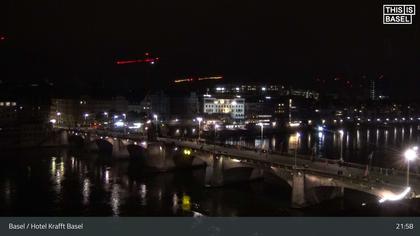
[159, 137, 420, 208]
[48, 129, 420, 208]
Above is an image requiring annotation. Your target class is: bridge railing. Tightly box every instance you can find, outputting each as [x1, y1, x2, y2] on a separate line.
[63, 128, 420, 180]
[159, 137, 420, 181]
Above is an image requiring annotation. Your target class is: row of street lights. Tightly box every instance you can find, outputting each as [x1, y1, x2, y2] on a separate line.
[186, 118, 419, 190]
[79, 113, 420, 186]
[320, 126, 418, 186]
[316, 126, 419, 187]
[258, 125, 419, 186]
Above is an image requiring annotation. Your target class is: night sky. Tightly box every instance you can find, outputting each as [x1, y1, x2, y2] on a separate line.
[1, 1, 419, 98]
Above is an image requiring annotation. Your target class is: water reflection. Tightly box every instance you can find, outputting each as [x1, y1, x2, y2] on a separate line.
[346, 133, 350, 148]
[140, 184, 147, 206]
[410, 127, 413, 140]
[288, 133, 300, 152]
[82, 178, 90, 205]
[394, 128, 397, 145]
[0, 146, 417, 216]
[223, 125, 420, 168]
[172, 193, 179, 214]
[402, 128, 405, 142]
[3, 179, 11, 206]
[182, 194, 191, 211]
[50, 156, 64, 196]
[111, 184, 120, 216]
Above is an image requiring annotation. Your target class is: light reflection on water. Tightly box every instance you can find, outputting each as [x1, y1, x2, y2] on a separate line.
[111, 184, 120, 216]
[140, 184, 147, 206]
[0, 149, 215, 216]
[82, 178, 90, 206]
[223, 125, 420, 168]
[0, 127, 419, 216]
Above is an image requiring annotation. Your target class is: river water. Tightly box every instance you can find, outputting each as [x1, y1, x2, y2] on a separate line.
[223, 125, 420, 171]
[0, 125, 420, 216]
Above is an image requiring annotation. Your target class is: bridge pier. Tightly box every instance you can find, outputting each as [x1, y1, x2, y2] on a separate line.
[142, 143, 176, 171]
[112, 139, 130, 159]
[290, 169, 345, 208]
[204, 154, 264, 187]
[291, 170, 306, 208]
[84, 133, 99, 152]
[206, 154, 224, 187]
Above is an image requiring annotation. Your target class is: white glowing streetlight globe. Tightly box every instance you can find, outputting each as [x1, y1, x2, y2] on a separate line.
[296, 132, 301, 138]
[404, 149, 417, 161]
[338, 130, 344, 136]
[196, 117, 203, 122]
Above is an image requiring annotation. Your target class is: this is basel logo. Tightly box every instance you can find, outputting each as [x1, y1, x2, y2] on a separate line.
[383, 4, 416, 24]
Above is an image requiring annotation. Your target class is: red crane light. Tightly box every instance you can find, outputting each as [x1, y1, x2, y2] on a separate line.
[116, 57, 159, 65]
[116, 52, 159, 65]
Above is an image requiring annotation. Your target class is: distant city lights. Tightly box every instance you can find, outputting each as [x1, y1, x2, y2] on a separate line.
[114, 121, 124, 127]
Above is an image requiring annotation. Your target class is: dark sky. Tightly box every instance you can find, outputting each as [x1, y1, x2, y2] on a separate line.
[1, 0, 420, 98]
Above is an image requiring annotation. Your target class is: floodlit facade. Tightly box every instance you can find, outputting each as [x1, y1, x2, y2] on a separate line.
[203, 97, 245, 120]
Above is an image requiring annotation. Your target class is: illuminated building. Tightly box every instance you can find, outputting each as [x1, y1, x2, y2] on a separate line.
[203, 97, 244, 120]
[49, 96, 129, 126]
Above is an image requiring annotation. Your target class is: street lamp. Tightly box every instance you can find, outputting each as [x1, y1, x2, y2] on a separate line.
[196, 117, 203, 141]
[213, 124, 219, 153]
[56, 112, 61, 126]
[257, 123, 264, 150]
[153, 114, 158, 137]
[214, 124, 219, 138]
[83, 113, 89, 127]
[404, 147, 417, 186]
[294, 132, 300, 168]
[338, 129, 344, 162]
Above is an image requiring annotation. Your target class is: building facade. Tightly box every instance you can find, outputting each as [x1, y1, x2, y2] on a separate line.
[203, 97, 245, 120]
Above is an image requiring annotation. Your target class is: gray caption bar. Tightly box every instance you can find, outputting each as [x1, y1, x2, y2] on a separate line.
[0, 217, 419, 236]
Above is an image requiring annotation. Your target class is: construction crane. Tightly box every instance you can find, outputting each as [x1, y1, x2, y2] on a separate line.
[115, 52, 159, 65]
